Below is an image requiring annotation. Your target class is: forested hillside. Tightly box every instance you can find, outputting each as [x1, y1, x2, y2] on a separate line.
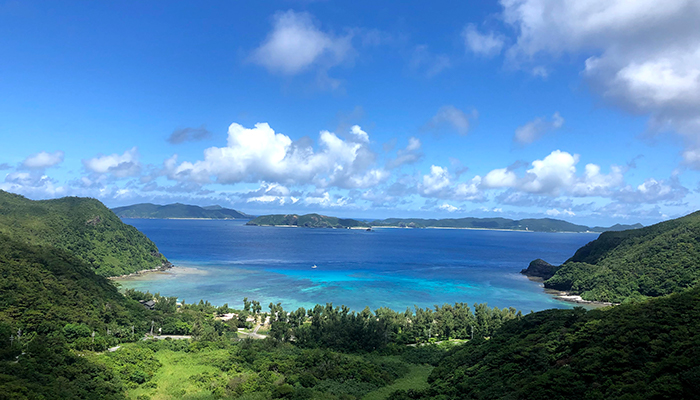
[0, 191, 167, 276]
[537, 210, 700, 302]
[247, 213, 369, 228]
[390, 286, 700, 400]
[113, 203, 251, 219]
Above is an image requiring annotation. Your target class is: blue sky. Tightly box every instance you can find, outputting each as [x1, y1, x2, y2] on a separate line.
[1, 0, 699, 226]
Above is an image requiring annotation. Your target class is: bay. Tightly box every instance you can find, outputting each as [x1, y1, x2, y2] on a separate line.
[116, 219, 598, 313]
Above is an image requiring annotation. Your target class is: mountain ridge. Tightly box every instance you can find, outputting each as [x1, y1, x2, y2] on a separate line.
[112, 202, 252, 219]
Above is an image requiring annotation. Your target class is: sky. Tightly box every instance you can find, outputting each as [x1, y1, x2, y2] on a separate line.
[1, 0, 699, 226]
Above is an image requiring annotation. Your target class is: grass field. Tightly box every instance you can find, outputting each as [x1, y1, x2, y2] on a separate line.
[126, 348, 231, 400]
[112, 343, 433, 400]
[361, 363, 433, 400]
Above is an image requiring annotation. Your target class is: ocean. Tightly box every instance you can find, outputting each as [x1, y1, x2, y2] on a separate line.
[116, 219, 598, 313]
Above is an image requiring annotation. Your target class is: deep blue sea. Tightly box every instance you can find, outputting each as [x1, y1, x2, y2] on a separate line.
[116, 219, 598, 313]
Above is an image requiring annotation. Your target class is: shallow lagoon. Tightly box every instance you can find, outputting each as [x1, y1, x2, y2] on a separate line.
[116, 219, 598, 313]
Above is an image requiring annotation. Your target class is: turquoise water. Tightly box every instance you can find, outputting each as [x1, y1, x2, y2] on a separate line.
[116, 219, 598, 313]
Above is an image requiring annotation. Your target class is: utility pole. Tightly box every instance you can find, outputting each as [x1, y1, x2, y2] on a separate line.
[92, 331, 95, 343]
[150, 320, 154, 336]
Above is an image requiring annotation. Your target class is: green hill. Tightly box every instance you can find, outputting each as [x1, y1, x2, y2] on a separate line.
[370, 217, 640, 233]
[589, 222, 644, 232]
[394, 286, 700, 400]
[524, 210, 700, 303]
[0, 191, 168, 276]
[246, 213, 369, 228]
[0, 233, 147, 336]
[112, 202, 251, 219]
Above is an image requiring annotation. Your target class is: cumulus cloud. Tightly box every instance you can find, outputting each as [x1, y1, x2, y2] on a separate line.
[1, 171, 66, 198]
[350, 125, 369, 143]
[242, 182, 299, 205]
[82, 147, 141, 179]
[167, 122, 387, 190]
[462, 24, 505, 57]
[423, 106, 476, 136]
[168, 125, 212, 144]
[501, 0, 700, 160]
[483, 150, 626, 197]
[514, 112, 564, 144]
[614, 177, 689, 203]
[438, 203, 461, 212]
[21, 151, 64, 170]
[480, 149, 686, 205]
[250, 10, 353, 75]
[419, 165, 483, 201]
[482, 168, 518, 188]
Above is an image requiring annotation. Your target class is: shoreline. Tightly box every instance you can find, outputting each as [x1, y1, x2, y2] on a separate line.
[525, 276, 616, 307]
[246, 224, 600, 234]
[107, 262, 174, 280]
[544, 288, 618, 307]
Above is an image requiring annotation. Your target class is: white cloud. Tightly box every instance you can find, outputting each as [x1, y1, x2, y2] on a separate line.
[168, 122, 387, 190]
[424, 106, 476, 136]
[546, 208, 575, 217]
[520, 150, 578, 195]
[350, 125, 369, 143]
[462, 24, 505, 57]
[483, 150, 626, 197]
[514, 112, 564, 144]
[615, 177, 688, 203]
[1, 171, 66, 198]
[250, 10, 353, 75]
[571, 164, 624, 197]
[482, 168, 517, 188]
[82, 147, 141, 178]
[419, 165, 483, 201]
[438, 203, 460, 212]
[22, 151, 64, 170]
[501, 0, 700, 158]
[303, 191, 348, 207]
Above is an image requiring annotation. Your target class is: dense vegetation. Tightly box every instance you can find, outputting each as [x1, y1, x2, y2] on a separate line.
[247, 214, 369, 229]
[0, 191, 167, 276]
[390, 286, 700, 400]
[533, 210, 700, 303]
[370, 217, 641, 233]
[1, 193, 697, 399]
[112, 203, 251, 219]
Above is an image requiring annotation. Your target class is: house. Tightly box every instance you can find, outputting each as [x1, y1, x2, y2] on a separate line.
[139, 299, 156, 310]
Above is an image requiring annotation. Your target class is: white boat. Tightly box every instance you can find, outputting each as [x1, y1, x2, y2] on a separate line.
[312, 265, 318, 269]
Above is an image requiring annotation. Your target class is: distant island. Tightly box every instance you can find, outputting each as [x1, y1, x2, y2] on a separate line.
[522, 210, 700, 303]
[112, 203, 252, 219]
[370, 217, 642, 233]
[248, 212, 642, 233]
[246, 213, 370, 229]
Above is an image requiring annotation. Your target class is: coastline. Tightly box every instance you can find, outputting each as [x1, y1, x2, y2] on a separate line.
[544, 288, 618, 307]
[362, 225, 599, 234]
[525, 276, 616, 308]
[107, 262, 174, 280]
